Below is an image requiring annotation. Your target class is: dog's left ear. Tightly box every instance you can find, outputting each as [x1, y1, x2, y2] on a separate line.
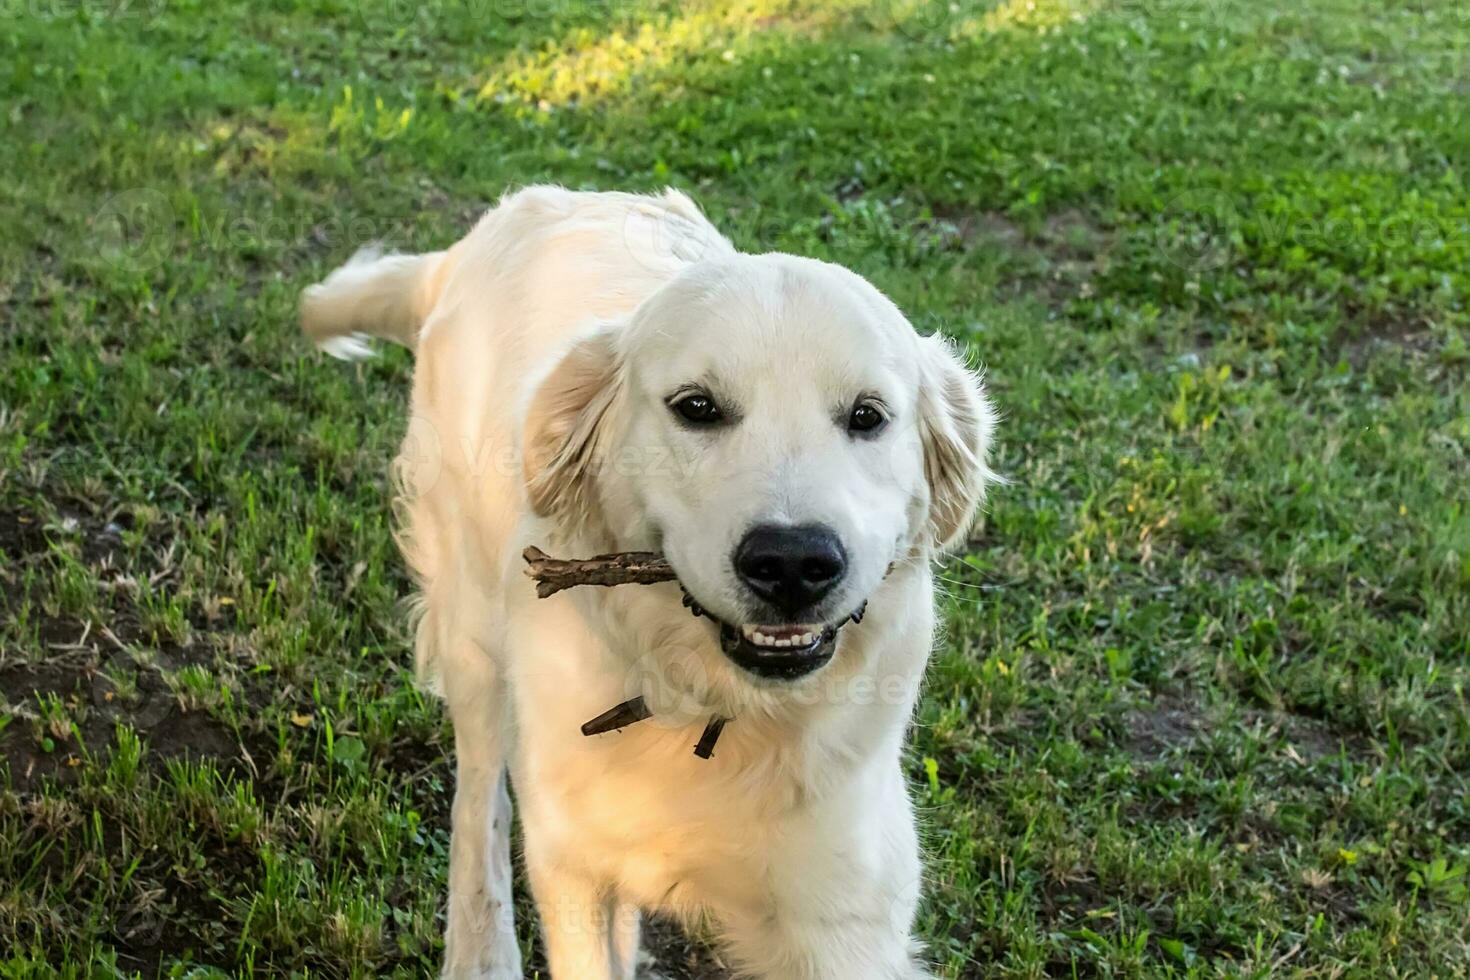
[916, 334, 997, 553]
[522, 321, 624, 524]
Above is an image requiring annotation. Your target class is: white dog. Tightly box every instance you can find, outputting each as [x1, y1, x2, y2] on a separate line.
[301, 187, 996, 979]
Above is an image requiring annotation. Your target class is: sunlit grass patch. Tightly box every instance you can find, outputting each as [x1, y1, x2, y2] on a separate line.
[475, 0, 867, 109]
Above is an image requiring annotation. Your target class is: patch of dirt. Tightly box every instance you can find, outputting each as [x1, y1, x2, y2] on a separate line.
[0, 501, 177, 649]
[1245, 705, 1369, 763]
[1124, 692, 1204, 760]
[1124, 690, 1367, 765]
[1337, 312, 1440, 369]
[0, 497, 257, 792]
[0, 502, 141, 567]
[109, 868, 235, 980]
[0, 642, 245, 793]
[381, 729, 450, 786]
[815, 191, 1118, 304]
[1042, 207, 1115, 261]
[934, 202, 1119, 305]
[1036, 872, 1107, 922]
[969, 210, 1026, 248]
[922, 204, 1022, 252]
[0, 615, 278, 974]
[0, 507, 50, 558]
[639, 916, 731, 979]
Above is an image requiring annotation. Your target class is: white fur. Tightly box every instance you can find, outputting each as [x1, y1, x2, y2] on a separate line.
[301, 187, 996, 979]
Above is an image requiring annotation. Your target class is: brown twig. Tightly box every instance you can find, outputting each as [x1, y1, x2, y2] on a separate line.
[580, 696, 653, 736]
[525, 547, 733, 760]
[522, 546, 677, 599]
[694, 716, 728, 759]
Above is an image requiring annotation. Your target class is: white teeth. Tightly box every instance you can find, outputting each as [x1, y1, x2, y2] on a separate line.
[739, 625, 825, 649]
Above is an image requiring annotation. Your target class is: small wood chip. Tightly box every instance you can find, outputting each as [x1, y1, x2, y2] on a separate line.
[522, 546, 677, 599]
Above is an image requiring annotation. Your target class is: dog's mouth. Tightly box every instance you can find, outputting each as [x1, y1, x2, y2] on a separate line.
[682, 591, 865, 680]
[719, 621, 841, 680]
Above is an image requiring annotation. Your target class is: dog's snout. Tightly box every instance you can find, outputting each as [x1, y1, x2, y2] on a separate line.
[733, 524, 847, 614]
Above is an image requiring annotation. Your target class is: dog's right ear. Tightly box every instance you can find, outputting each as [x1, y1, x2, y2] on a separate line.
[916, 333, 998, 554]
[522, 321, 624, 524]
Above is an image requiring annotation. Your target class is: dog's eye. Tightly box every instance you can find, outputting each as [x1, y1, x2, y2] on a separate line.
[848, 401, 887, 435]
[670, 392, 723, 425]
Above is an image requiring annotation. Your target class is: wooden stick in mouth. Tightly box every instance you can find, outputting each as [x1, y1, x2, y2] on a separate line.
[523, 546, 730, 759]
[522, 546, 677, 599]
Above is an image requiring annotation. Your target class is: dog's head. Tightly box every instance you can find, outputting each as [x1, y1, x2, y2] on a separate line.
[524, 253, 995, 683]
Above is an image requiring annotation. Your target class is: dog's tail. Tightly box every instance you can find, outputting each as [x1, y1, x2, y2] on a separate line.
[300, 246, 450, 359]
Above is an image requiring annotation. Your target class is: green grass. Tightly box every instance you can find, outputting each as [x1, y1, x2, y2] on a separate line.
[1, 0, 1468, 976]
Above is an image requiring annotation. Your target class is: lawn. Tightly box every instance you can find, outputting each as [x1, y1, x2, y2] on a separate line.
[1, 0, 1467, 976]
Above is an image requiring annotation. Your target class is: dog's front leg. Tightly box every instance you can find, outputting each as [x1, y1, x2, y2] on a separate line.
[526, 857, 621, 980]
[442, 648, 521, 980]
[724, 801, 934, 980]
[609, 898, 642, 980]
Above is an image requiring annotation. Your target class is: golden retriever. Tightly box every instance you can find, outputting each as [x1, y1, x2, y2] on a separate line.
[301, 187, 996, 979]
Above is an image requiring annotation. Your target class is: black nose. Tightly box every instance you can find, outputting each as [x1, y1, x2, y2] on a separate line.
[733, 524, 848, 615]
